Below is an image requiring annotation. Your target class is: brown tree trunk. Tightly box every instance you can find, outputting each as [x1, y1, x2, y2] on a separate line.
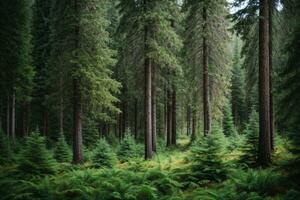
[59, 76, 64, 135]
[10, 92, 15, 140]
[258, 0, 271, 167]
[186, 105, 191, 135]
[152, 64, 157, 152]
[72, 0, 83, 164]
[6, 94, 10, 136]
[269, 0, 274, 151]
[43, 110, 49, 136]
[191, 109, 196, 141]
[202, 6, 210, 136]
[134, 98, 138, 139]
[166, 89, 172, 147]
[171, 87, 176, 146]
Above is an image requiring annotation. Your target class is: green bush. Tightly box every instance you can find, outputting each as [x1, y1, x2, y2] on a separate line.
[91, 138, 117, 168]
[190, 126, 228, 183]
[223, 103, 237, 137]
[239, 109, 259, 167]
[118, 132, 139, 162]
[54, 134, 71, 163]
[17, 131, 57, 175]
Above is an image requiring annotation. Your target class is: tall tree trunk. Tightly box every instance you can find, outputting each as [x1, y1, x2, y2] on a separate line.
[186, 105, 191, 135]
[59, 76, 64, 135]
[6, 94, 10, 136]
[144, 0, 152, 160]
[21, 102, 29, 137]
[152, 64, 157, 152]
[144, 56, 152, 159]
[10, 92, 15, 140]
[191, 109, 196, 141]
[171, 87, 176, 145]
[164, 85, 167, 137]
[43, 110, 48, 136]
[202, 6, 210, 136]
[72, 0, 83, 164]
[166, 89, 172, 147]
[134, 98, 138, 139]
[269, 0, 274, 151]
[258, 0, 271, 167]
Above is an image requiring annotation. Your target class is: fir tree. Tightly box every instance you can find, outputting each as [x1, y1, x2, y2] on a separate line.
[91, 138, 117, 168]
[118, 133, 138, 162]
[239, 109, 259, 167]
[190, 126, 227, 183]
[223, 102, 237, 137]
[54, 134, 71, 163]
[18, 131, 57, 175]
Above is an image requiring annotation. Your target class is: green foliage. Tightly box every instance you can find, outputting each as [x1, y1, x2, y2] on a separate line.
[18, 131, 57, 175]
[223, 103, 237, 137]
[91, 138, 117, 168]
[190, 126, 228, 183]
[0, 129, 13, 165]
[239, 109, 259, 167]
[118, 133, 139, 162]
[54, 134, 71, 163]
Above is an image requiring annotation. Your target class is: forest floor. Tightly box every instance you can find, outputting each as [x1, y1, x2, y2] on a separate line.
[0, 134, 300, 200]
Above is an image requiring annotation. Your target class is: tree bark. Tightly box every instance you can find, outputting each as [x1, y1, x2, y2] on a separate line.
[258, 0, 271, 167]
[171, 87, 176, 146]
[202, 6, 210, 136]
[10, 92, 15, 140]
[72, 0, 83, 164]
[186, 105, 191, 135]
[152, 64, 157, 152]
[166, 89, 172, 147]
[6, 94, 10, 136]
[134, 98, 138, 139]
[269, 0, 274, 151]
[144, 0, 152, 159]
[191, 109, 196, 141]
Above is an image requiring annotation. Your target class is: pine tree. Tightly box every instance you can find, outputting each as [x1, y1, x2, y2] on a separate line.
[18, 131, 57, 175]
[54, 134, 71, 163]
[118, 133, 138, 162]
[223, 102, 237, 137]
[190, 126, 228, 183]
[183, 0, 231, 135]
[240, 109, 259, 167]
[91, 138, 117, 168]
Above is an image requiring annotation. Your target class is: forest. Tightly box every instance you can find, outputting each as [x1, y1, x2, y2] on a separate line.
[0, 0, 299, 199]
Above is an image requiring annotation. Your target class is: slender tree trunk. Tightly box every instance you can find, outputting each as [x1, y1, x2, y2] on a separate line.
[144, 56, 152, 159]
[258, 0, 271, 167]
[191, 109, 196, 141]
[202, 6, 210, 136]
[166, 89, 172, 147]
[43, 110, 48, 136]
[10, 92, 15, 140]
[164, 85, 167, 136]
[59, 76, 64, 135]
[72, 0, 83, 164]
[6, 94, 10, 136]
[134, 98, 138, 139]
[269, 0, 274, 151]
[171, 87, 176, 145]
[152, 64, 157, 151]
[186, 105, 191, 135]
[21, 102, 29, 137]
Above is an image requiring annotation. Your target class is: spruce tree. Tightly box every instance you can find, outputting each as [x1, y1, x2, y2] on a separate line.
[18, 131, 57, 175]
[54, 134, 71, 163]
[223, 102, 236, 137]
[91, 138, 117, 168]
[239, 109, 259, 167]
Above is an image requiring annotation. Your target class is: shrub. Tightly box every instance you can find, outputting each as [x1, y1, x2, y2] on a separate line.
[118, 132, 139, 162]
[17, 131, 57, 175]
[54, 134, 71, 163]
[190, 126, 228, 183]
[91, 138, 117, 168]
[223, 103, 237, 137]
